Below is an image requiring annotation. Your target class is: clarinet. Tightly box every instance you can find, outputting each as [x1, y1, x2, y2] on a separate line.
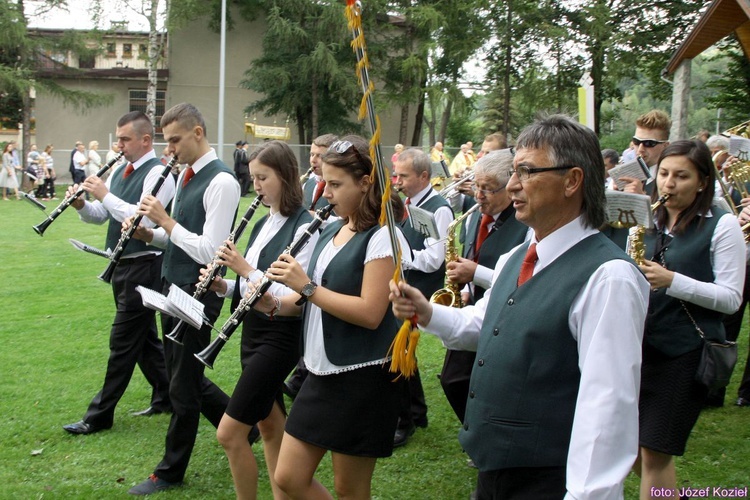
[195, 203, 335, 369]
[32, 152, 124, 236]
[98, 156, 178, 284]
[166, 194, 264, 344]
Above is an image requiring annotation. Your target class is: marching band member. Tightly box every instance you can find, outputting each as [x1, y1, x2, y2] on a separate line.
[390, 115, 649, 499]
[202, 140, 318, 500]
[253, 134, 410, 499]
[62, 111, 174, 435]
[128, 103, 240, 495]
[636, 140, 744, 499]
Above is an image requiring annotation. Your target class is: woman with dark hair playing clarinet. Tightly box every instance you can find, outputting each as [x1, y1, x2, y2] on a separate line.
[200, 140, 318, 499]
[252, 134, 410, 499]
[636, 140, 745, 498]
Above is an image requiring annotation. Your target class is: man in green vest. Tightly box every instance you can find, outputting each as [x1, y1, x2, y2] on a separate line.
[127, 103, 241, 495]
[62, 111, 174, 436]
[393, 148, 454, 447]
[391, 115, 649, 499]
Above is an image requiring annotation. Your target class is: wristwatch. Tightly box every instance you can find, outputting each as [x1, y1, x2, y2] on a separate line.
[295, 281, 318, 305]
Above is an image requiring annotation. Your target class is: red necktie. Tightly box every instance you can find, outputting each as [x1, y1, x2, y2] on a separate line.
[182, 167, 195, 187]
[517, 243, 538, 286]
[123, 163, 134, 179]
[311, 179, 325, 208]
[475, 214, 493, 255]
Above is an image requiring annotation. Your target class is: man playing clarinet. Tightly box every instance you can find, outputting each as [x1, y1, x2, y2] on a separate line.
[62, 111, 175, 435]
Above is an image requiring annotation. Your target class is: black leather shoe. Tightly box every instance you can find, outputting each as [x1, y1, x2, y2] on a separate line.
[62, 420, 107, 435]
[414, 416, 428, 429]
[736, 397, 750, 407]
[128, 474, 181, 495]
[393, 424, 416, 448]
[131, 406, 171, 417]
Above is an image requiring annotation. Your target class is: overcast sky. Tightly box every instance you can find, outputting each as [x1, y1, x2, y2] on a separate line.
[27, 0, 152, 31]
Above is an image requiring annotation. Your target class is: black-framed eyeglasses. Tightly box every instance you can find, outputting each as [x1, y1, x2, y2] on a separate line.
[504, 165, 575, 181]
[473, 184, 504, 197]
[632, 137, 667, 148]
[329, 140, 368, 166]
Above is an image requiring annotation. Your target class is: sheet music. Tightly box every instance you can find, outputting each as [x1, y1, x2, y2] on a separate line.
[407, 204, 440, 239]
[135, 286, 172, 316]
[605, 190, 654, 229]
[69, 238, 111, 259]
[608, 158, 650, 190]
[166, 284, 205, 330]
[729, 135, 750, 161]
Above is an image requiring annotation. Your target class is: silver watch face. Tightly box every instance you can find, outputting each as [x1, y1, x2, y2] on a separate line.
[302, 282, 316, 297]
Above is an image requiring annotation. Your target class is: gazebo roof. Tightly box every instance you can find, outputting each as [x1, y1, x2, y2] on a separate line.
[664, 0, 750, 75]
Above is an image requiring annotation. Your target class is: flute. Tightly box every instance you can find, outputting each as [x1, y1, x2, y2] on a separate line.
[166, 194, 264, 344]
[98, 156, 178, 284]
[194, 203, 335, 369]
[32, 152, 124, 236]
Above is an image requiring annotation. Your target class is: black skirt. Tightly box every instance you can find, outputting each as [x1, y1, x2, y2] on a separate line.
[225, 312, 301, 425]
[285, 363, 403, 458]
[639, 343, 708, 456]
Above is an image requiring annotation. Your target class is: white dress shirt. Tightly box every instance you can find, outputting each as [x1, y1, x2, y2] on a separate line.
[150, 149, 240, 266]
[663, 210, 744, 314]
[407, 184, 453, 273]
[425, 216, 649, 500]
[223, 209, 319, 299]
[76, 150, 176, 256]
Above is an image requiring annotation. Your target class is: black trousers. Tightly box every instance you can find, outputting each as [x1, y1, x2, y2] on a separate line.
[397, 364, 428, 428]
[82, 254, 170, 429]
[236, 171, 251, 197]
[440, 349, 476, 423]
[477, 466, 566, 500]
[154, 281, 229, 483]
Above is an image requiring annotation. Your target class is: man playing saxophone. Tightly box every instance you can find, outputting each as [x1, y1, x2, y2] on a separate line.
[440, 149, 530, 424]
[393, 147, 454, 447]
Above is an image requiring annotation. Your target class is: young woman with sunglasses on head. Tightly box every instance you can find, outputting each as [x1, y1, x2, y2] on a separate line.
[635, 140, 745, 498]
[201, 140, 318, 499]
[253, 134, 410, 499]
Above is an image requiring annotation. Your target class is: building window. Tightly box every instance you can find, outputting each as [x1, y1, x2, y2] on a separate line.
[139, 44, 148, 59]
[123, 43, 132, 58]
[79, 53, 95, 69]
[106, 43, 116, 57]
[129, 89, 166, 136]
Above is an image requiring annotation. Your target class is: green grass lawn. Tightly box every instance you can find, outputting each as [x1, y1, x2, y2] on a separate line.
[0, 192, 748, 499]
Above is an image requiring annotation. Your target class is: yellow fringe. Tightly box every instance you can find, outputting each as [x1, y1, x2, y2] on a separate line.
[346, 0, 418, 379]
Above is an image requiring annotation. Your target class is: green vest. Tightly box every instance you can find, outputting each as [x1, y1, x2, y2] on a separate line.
[306, 220, 399, 366]
[459, 232, 629, 470]
[644, 212, 726, 357]
[400, 192, 453, 297]
[105, 159, 161, 255]
[463, 206, 527, 301]
[162, 160, 234, 285]
[303, 176, 330, 210]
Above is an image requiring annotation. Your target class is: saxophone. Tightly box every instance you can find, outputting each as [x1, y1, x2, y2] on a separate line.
[430, 203, 481, 308]
[627, 194, 670, 265]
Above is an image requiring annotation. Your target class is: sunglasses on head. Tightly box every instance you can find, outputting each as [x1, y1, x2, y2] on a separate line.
[329, 140, 369, 166]
[633, 137, 667, 148]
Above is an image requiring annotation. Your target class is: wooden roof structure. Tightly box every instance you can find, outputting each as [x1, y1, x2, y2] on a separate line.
[664, 0, 750, 75]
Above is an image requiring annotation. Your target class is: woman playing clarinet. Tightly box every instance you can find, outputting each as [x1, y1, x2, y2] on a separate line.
[636, 140, 745, 498]
[254, 135, 410, 499]
[201, 140, 317, 499]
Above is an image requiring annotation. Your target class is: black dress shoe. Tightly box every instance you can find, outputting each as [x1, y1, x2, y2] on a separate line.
[736, 397, 750, 407]
[393, 424, 416, 448]
[62, 420, 107, 435]
[131, 406, 171, 417]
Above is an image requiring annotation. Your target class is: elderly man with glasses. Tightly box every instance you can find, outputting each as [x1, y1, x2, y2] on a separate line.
[391, 115, 649, 499]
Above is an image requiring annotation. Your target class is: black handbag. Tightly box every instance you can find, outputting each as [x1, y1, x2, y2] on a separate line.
[680, 300, 738, 390]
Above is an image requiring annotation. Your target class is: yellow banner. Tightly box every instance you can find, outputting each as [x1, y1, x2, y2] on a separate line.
[244, 123, 291, 140]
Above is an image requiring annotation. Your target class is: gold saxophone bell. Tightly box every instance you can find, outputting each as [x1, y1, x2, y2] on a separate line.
[430, 204, 481, 308]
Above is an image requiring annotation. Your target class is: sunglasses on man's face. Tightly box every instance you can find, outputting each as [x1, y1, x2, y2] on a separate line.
[633, 137, 667, 148]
